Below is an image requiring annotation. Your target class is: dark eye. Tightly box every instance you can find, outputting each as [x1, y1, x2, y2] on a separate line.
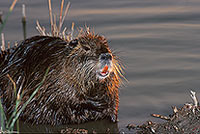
[69, 39, 78, 48]
[100, 53, 112, 60]
[82, 45, 90, 51]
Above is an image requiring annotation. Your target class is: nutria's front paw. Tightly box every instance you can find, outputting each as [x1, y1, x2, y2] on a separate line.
[84, 99, 107, 111]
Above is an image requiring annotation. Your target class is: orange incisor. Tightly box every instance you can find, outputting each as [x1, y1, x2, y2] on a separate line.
[102, 65, 108, 73]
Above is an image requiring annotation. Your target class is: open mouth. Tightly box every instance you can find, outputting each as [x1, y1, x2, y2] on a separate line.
[97, 53, 113, 79]
[97, 65, 111, 78]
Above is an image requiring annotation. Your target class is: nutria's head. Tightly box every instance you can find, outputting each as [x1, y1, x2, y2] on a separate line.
[64, 32, 122, 93]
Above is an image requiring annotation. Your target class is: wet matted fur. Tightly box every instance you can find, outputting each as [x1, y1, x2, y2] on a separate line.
[0, 32, 123, 125]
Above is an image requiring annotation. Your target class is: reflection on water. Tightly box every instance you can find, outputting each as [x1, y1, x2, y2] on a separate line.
[1, 0, 200, 133]
[18, 120, 119, 133]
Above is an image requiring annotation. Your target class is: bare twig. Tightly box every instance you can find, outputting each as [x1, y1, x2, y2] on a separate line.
[53, 14, 57, 36]
[70, 22, 74, 40]
[22, 4, 26, 18]
[62, 27, 67, 40]
[190, 90, 198, 107]
[36, 20, 46, 36]
[7, 41, 10, 49]
[48, 0, 53, 34]
[9, 0, 18, 11]
[36, 1, 71, 40]
[22, 4, 27, 39]
[59, 0, 65, 32]
[151, 114, 170, 121]
[1, 33, 5, 51]
[172, 106, 178, 113]
[150, 127, 156, 133]
[60, 2, 70, 31]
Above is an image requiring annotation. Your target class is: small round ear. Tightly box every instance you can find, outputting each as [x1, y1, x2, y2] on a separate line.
[69, 39, 78, 48]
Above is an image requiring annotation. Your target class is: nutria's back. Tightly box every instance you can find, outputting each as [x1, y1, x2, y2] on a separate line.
[0, 33, 122, 125]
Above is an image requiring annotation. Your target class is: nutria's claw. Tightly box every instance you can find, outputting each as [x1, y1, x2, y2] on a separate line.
[84, 99, 107, 111]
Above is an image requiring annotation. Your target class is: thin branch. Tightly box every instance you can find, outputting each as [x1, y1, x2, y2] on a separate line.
[22, 4, 27, 39]
[22, 4, 26, 17]
[60, 2, 70, 31]
[59, 0, 65, 32]
[70, 22, 74, 40]
[9, 0, 18, 11]
[36, 20, 46, 36]
[172, 106, 178, 113]
[48, 0, 53, 35]
[7, 41, 10, 49]
[190, 90, 198, 107]
[1, 33, 5, 51]
[151, 113, 170, 121]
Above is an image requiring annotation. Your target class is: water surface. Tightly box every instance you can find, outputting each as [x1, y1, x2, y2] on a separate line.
[1, 0, 200, 133]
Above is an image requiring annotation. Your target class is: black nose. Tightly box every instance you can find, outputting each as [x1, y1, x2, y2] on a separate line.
[100, 53, 112, 60]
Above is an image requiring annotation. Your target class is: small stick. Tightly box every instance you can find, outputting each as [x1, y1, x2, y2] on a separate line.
[1, 33, 5, 51]
[36, 21, 46, 36]
[53, 14, 58, 36]
[172, 106, 178, 113]
[48, 0, 53, 35]
[10, 0, 18, 11]
[22, 4, 27, 39]
[60, 2, 70, 31]
[36, 20, 46, 35]
[59, 0, 65, 32]
[151, 114, 170, 121]
[190, 90, 198, 107]
[70, 22, 74, 40]
[7, 41, 10, 49]
[150, 127, 156, 133]
[62, 27, 67, 40]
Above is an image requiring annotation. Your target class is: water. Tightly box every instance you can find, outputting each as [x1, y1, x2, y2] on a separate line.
[1, 0, 200, 133]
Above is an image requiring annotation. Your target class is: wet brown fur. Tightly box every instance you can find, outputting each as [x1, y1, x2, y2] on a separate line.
[0, 32, 122, 125]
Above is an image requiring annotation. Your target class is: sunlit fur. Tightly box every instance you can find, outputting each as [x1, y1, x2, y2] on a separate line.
[0, 31, 123, 125]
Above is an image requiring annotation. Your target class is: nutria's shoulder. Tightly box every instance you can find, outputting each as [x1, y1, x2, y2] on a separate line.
[0, 32, 123, 125]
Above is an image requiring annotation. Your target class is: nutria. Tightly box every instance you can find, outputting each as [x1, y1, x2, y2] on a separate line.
[0, 31, 123, 125]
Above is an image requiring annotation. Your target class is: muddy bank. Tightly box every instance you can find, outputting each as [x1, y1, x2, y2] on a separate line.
[126, 91, 200, 134]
